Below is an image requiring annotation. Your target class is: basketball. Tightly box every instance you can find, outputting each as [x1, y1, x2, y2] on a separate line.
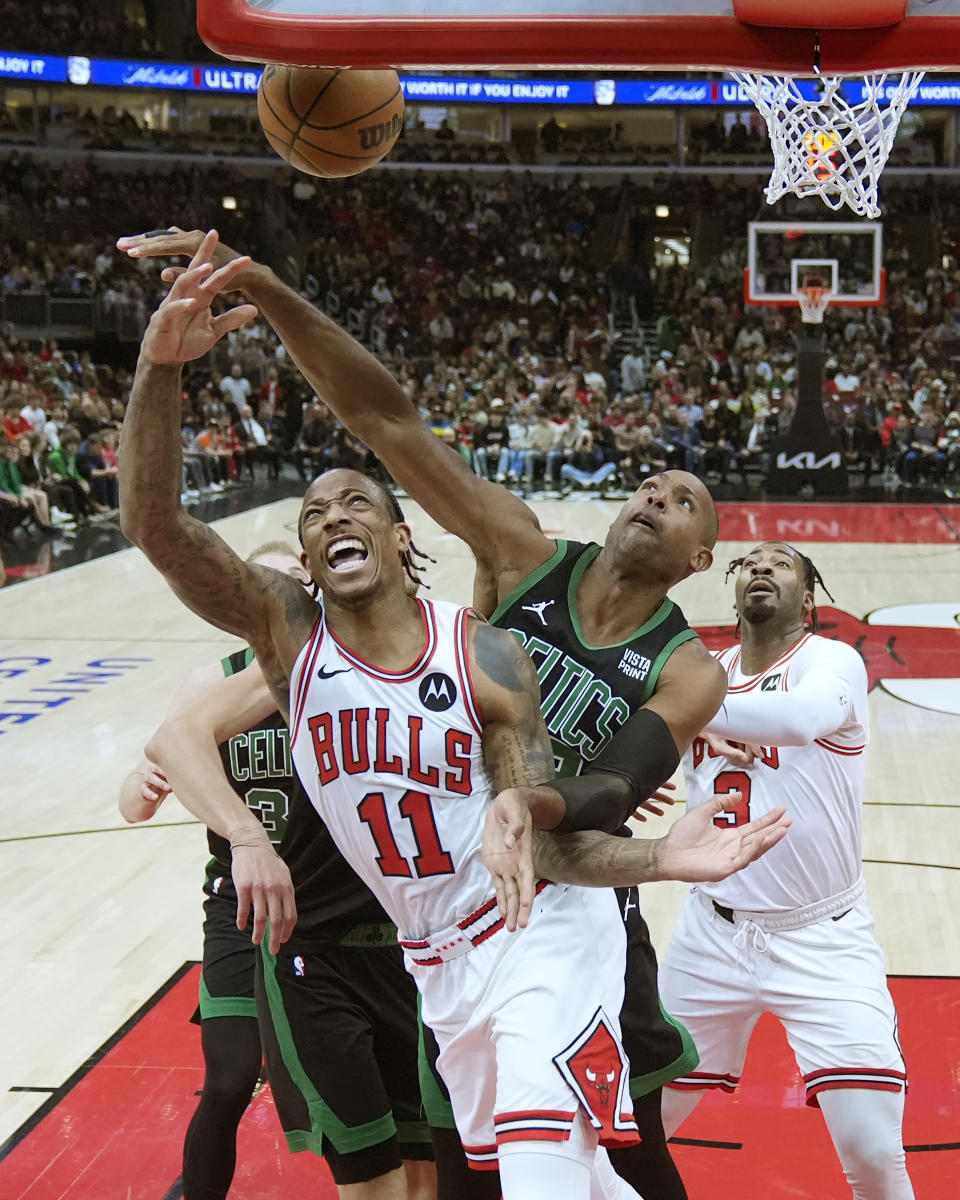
[257, 65, 404, 179]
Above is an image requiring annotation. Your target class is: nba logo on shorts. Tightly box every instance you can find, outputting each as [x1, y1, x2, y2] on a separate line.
[293, 955, 305, 977]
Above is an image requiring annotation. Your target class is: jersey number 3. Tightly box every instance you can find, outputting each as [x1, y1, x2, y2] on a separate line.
[358, 789, 455, 878]
[711, 771, 752, 828]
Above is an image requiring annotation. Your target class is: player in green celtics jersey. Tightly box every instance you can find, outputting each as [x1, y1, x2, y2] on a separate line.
[120, 541, 435, 1200]
[115, 228, 730, 1200]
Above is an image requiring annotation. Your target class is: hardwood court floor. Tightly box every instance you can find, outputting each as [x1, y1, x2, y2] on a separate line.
[1, 496, 958, 1196]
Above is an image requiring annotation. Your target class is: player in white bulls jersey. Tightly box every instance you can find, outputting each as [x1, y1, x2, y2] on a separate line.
[658, 542, 914, 1200]
[119, 237, 658, 1198]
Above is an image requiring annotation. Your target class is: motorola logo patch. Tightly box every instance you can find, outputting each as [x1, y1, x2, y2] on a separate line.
[419, 672, 458, 712]
[761, 674, 781, 691]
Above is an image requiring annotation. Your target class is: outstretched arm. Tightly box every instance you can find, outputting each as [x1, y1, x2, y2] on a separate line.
[116, 227, 551, 594]
[495, 639, 729, 841]
[119, 231, 316, 682]
[532, 793, 791, 887]
[705, 671, 853, 747]
[118, 659, 225, 823]
[148, 662, 296, 952]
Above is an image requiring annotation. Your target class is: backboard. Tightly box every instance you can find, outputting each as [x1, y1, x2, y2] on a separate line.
[745, 221, 884, 307]
[197, 0, 960, 71]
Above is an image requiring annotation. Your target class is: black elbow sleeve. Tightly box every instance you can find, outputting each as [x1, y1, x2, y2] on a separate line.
[552, 708, 680, 833]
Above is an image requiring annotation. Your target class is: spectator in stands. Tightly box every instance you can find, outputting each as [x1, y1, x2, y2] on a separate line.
[18, 432, 75, 527]
[619, 423, 669, 489]
[558, 420, 617, 492]
[697, 408, 735, 481]
[3, 396, 33, 442]
[663, 408, 703, 474]
[939, 411, 960, 478]
[885, 411, 915, 478]
[294, 400, 334, 481]
[20, 389, 47, 433]
[46, 427, 97, 520]
[219, 362, 253, 416]
[471, 399, 511, 479]
[838, 408, 876, 474]
[738, 407, 775, 477]
[235, 402, 283, 481]
[903, 408, 946, 485]
[619, 342, 646, 395]
[0, 438, 55, 531]
[77, 430, 119, 510]
[523, 407, 560, 488]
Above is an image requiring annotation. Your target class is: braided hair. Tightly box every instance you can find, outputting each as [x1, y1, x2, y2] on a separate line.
[299, 475, 435, 599]
[725, 544, 834, 633]
[376, 480, 436, 591]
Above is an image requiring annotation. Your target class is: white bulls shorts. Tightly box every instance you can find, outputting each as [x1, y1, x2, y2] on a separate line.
[658, 886, 907, 1106]
[406, 882, 639, 1169]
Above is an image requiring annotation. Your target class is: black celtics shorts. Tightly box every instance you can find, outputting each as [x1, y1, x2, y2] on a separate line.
[616, 885, 699, 1098]
[257, 924, 431, 1165]
[418, 888, 699, 1130]
[197, 890, 257, 1021]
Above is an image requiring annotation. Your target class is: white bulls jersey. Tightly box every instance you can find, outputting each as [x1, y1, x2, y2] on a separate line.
[289, 597, 495, 942]
[684, 633, 869, 913]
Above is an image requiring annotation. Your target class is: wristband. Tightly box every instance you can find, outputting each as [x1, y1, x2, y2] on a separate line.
[229, 826, 272, 850]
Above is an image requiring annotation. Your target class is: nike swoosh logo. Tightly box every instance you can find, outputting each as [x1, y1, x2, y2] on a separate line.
[318, 665, 352, 680]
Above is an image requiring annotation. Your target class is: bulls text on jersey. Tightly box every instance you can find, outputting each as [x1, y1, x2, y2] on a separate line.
[307, 706, 474, 793]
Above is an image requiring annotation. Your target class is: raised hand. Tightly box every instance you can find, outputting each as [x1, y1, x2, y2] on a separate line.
[659, 792, 791, 883]
[140, 230, 258, 366]
[117, 225, 242, 276]
[482, 787, 535, 932]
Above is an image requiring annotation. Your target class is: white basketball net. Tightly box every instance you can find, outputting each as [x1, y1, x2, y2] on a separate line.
[797, 282, 832, 324]
[730, 71, 925, 220]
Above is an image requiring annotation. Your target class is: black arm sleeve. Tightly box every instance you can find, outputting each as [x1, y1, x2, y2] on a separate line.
[551, 708, 680, 835]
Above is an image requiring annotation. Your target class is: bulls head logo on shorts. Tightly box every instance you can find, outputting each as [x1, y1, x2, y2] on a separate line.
[697, 603, 960, 716]
[584, 1064, 617, 1107]
[552, 1008, 637, 1146]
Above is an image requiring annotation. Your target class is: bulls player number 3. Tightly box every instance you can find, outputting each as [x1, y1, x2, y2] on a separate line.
[710, 771, 752, 830]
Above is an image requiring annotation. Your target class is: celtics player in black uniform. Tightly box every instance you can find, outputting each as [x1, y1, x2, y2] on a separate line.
[115, 228, 729, 1199]
[122, 542, 433, 1200]
[120, 543, 307, 1200]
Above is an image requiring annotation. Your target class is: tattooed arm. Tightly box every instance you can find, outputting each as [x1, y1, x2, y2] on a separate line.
[466, 620, 562, 928]
[119, 231, 317, 678]
[116, 227, 551, 597]
[532, 794, 791, 888]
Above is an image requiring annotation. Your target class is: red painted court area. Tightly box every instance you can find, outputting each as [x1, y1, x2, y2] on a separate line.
[1, 966, 956, 1199]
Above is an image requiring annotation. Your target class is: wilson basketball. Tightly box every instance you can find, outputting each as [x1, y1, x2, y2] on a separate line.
[257, 65, 404, 178]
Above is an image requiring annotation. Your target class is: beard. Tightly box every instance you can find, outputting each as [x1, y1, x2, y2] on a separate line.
[740, 594, 778, 625]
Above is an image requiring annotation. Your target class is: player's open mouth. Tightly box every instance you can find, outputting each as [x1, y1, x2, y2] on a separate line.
[326, 536, 369, 573]
[747, 580, 776, 596]
[633, 514, 658, 532]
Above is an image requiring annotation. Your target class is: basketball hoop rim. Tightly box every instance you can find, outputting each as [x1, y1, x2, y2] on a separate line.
[743, 268, 887, 309]
[196, 0, 960, 72]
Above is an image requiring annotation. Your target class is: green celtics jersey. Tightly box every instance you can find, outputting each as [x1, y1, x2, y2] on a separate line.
[209, 647, 294, 867]
[490, 540, 698, 778]
[207, 649, 389, 937]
